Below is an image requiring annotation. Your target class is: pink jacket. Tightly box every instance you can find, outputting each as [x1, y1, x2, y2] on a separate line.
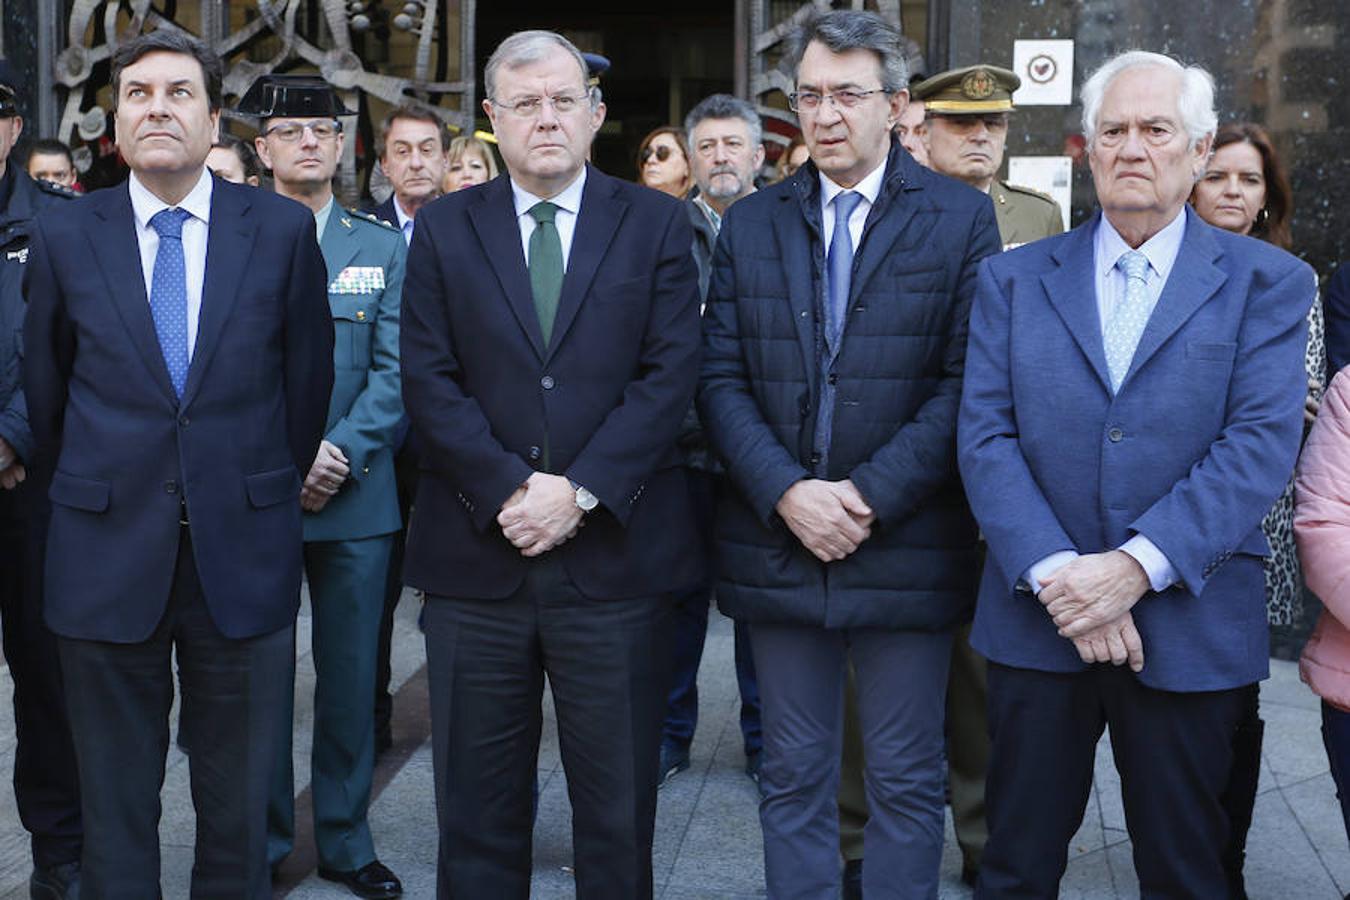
[1296, 369, 1350, 710]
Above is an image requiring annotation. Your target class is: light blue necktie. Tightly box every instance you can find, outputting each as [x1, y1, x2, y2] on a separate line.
[826, 191, 862, 352]
[149, 207, 192, 398]
[1104, 249, 1152, 393]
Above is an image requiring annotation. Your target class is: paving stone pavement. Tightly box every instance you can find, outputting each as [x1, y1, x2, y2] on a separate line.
[1, 591, 1347, 899]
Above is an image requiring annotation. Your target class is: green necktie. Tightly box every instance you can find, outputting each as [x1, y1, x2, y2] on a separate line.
[528, 201, 564, 344]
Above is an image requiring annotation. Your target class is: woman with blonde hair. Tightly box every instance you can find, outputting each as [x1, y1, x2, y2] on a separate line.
[443, 134, 499, 192]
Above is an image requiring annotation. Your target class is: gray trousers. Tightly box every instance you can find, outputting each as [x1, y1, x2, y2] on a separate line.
[750, 622, 952, 900]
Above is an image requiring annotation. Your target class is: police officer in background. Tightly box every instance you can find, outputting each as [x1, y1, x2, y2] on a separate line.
[240, 75, 407, 900]
[914, 65, 1063, 250]
[0, 60, 83, 900]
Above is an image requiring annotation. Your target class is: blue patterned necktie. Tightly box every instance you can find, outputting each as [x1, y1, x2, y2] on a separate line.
[826, 191, 862, 352]
[149, 207, 192, 398]
[1104, 249, 1152, 393]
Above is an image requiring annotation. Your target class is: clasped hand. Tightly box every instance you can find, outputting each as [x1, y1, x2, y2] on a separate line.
[497, 472, 583, 557]
[302, 440, 349, 512]
[775, 479, 874, 563]
[1038, 550, 1152, 672]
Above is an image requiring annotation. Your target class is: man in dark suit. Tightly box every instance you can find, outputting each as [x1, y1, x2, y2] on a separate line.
[698, 10, 1001, 897]
[0, 61, 83, 900]
[958, 51, 1315, 898]
[22, 31, 333, 898]
[400, 29, 702, 900]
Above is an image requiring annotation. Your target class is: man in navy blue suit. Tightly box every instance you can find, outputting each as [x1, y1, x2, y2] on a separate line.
[399, 29, 702, 900]
[23, 31, 332, 898]
[959, 51, 1315, 898]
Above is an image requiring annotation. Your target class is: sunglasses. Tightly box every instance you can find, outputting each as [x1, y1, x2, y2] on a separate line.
[640, 143, 676, 164]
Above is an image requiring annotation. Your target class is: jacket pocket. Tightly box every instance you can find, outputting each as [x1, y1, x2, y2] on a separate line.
[49, 471, 111, 512]
[245, 466, 301, 508]
[1187, 341, 1238, 362]
[330, 294, 374, 370]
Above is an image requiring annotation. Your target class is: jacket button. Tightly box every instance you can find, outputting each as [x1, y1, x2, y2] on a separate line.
[179, 416, 190, 427]
[362, 466, 370, 475]
[810, 451, 821, 465]
[541, 375, 555, 390]
[828, 373, 838, 385]
[528, 445, 542, 461]
[1107, 427, 1124, 442]
[163, 480, 178, 494]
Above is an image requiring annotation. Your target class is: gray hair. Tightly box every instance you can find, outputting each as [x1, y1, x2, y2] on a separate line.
[684, 94, 763, 148]
[786, 10, 910, 94]
[484, 30, 602, 108]
[1081, 51, 1217, 150]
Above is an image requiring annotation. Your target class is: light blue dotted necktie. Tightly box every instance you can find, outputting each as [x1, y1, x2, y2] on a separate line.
[1104, 249, 1152, 393]
[826, 191, 862, 352]
[149, 207, 192, 398]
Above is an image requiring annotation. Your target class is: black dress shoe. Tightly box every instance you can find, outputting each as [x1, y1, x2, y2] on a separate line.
[30, 861, 80, 900]
[318, 860, 403, 899]
[842, 858, 862, 900]
[658, 742, 690, 788]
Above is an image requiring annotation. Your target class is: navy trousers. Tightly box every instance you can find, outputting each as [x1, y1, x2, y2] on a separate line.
[978, 662, 1248, 900]
[1321, 700, 1350, 850]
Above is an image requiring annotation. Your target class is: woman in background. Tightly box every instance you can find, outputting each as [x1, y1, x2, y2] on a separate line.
[636, 126, 691, 198]
[206, 133, 261, 186]
[443, 135, 499, 192]
[774, 133, 809, 182]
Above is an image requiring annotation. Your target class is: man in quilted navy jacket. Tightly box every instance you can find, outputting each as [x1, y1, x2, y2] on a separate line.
[698, 10, 1000, 898]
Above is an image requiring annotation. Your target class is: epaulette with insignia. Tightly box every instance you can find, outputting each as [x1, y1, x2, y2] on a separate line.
[347, 206, 400, 232]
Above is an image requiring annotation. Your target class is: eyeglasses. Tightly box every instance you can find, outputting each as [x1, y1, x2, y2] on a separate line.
[261, 120, 341, 142]
[491, 93, 589, 118]
[640, 144, 676, 164]
[788, 89, 890, 113]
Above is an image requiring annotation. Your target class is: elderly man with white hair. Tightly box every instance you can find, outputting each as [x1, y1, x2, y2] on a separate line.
[958, 50, 1316, 898]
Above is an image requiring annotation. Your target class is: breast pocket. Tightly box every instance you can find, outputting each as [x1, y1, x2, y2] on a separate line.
[330, 292, 375, 370]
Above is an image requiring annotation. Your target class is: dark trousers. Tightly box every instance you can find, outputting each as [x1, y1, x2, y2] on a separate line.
[0, 485, 81, 869]
[663, 469, 760, 757]
[978, 662, 1248, 900]
[58, 527, 292, 900]
[1321, 701, 1350, 852]
[751, 622, 952, 900]
[424, 555, 672, 900]
[374, 442, 418, 743]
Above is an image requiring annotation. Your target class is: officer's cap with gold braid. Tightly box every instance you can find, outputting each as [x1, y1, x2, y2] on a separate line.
[911, 65, 1020, 114]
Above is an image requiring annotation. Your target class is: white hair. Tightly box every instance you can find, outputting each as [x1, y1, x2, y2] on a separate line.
[1080, 50, 1217, 150]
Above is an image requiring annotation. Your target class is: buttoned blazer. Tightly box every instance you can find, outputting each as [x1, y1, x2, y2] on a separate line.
[399, 167, 704, 600]
[23, 177, 334, 641]
[958, 206, 1315, 691]
[304, 209, 406, 542]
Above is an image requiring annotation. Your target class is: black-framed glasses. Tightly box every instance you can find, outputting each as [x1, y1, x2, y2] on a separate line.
[640, 144, 675, 164]
[788, 89, 890, 113]
[261, 120, 342, 142]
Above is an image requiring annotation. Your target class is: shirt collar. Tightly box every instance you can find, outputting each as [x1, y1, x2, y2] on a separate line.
[511, 166, 587, 220]
[819, 157, 887, 210]
[393, 196, 414, 231]
[129, 167, 213, 232]
[314, 195, 336, 239]
[693, 194, 722, 232]
[1096, 207, 1187, 282]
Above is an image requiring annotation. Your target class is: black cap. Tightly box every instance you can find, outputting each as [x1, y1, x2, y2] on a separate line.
[235, 74, 353, 119]
[0, 60, 18, 118]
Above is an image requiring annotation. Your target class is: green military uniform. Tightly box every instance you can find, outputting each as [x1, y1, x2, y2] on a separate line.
[992, 179, 1064, 250]
[268, 200, 407, 873]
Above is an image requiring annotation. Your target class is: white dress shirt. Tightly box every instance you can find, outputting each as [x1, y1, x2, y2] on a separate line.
[129, 167, 213, 358]
[819, 158, 887, 255]
[511, 167, 587, 271]
[393, 196, 415, 245]
[1025, 210, 1188, 595]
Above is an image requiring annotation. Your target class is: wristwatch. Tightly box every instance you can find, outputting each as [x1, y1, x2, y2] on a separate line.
[572, 481, 599, 513]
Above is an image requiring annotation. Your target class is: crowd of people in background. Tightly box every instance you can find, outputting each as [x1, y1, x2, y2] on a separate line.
[4, 9, 1350, 900]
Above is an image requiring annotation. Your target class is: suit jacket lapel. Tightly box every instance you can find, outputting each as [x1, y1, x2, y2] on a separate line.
[849, 151, 921, 305]
[87, 185, 178, 405]
[1042, 215, 1112, 393]
[467, 178, 546, 359]
[182, 180, 258, 406]
[546, 167, 625, 363]
[1123, 207, 1227, 387]
[320, 208, 361, 281]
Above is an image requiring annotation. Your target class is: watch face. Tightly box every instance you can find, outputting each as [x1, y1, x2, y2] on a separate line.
[576, 486, 599, 511]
